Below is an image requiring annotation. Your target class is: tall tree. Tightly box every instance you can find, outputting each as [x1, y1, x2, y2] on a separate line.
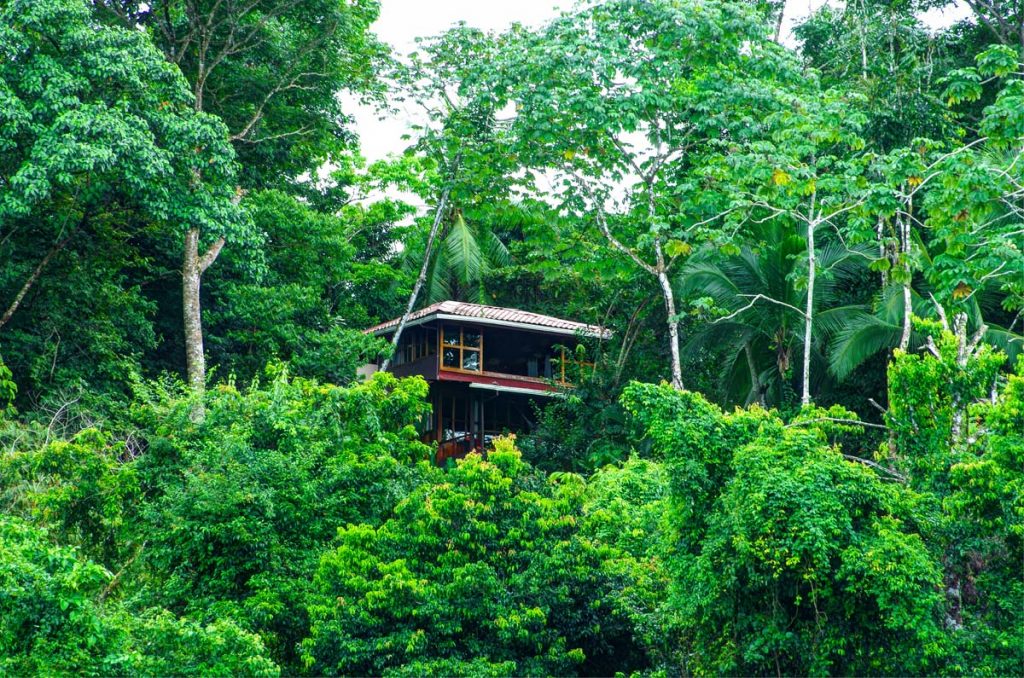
[796, 0, 961, 150]
[491, 0, 806, 388]
[0, 0, 242, 396]
[681, 220, 869, 407]
[719, 89, 871, 405]
[383, 24, 518, 369]
[957, 0, 1024, 51]
[93, 0, 387, 392]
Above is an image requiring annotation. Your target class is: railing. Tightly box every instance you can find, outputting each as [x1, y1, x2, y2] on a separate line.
[435, 432, 477, 466]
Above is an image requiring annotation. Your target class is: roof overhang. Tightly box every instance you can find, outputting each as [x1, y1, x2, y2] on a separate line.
[469, 382, 561, 398]
[368, 315, 434, 337]
[369, 311, 609, 339]
[435, 312, 605, 338]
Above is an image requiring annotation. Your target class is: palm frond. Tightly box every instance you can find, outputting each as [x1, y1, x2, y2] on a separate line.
[828, 312, 902, 380]
[425, 248, 451, 304]
[815, 304, 870, 339]
[482, 228, 512, 267]
[444, 213, 484, 287]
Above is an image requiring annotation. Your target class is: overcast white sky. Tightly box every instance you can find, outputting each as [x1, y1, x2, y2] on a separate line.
[349, 0, 973, 163]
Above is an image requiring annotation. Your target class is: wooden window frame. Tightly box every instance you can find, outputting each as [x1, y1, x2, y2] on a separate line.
[555, 346, 594, 386]
[397, 328, 436, 366]
[439, 324, 484, 374]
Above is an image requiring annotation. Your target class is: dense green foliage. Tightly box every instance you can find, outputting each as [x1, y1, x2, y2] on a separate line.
[1, 0, 1022, 674]
[302, 436, 642, 676]
[623, 384, 948, 674]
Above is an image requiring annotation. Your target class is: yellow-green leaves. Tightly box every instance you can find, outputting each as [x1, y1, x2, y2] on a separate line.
[943, 68, 984, 105]
[664, 239, 692, 258]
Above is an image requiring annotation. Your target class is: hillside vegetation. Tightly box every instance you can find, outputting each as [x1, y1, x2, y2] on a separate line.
[1, 0, 1022, 674]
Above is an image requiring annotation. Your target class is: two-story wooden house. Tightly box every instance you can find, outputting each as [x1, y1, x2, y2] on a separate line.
[363, 301, 608, 464]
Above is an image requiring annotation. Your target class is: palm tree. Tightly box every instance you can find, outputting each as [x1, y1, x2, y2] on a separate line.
[423, 210, 511, 303]
[826, 223, 1022, 379]
[827, 284, 1023, 380]
[679, 221, 868, 407]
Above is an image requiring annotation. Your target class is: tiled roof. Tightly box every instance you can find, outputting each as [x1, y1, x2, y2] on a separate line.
[365, 301, 611, 338]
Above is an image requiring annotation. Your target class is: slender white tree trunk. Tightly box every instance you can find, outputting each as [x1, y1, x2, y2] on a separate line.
[802, 217, 816, 406]
[876, 216, 888, 286]
[900, 281, 913, 351]
[381, 186, 452, 372]
[183, 229, 205, 392]
[857, 0, 869, 80]
[898, 213, 913, 351]
[950, 312, 969, 444]
[656, 267, 684, 390]
[577, 170, 684, 389]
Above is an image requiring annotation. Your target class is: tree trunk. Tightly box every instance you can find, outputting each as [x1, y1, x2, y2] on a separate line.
[182, 228, 225, 414]
[802, 220, 816, 406]
[656, 267, 684, 390]
[857, 0, 869, 80]
[0, 236, 72, 331]
[182, 229, 206, 393]
[876, 216, 888, 286]
[745, 340, 762, 406]
[578, 173, 681, 389]
[381, 185, 452, 372]
[950, 312, 969, 445]
[899, 280, 913, 351]
[772, 3, 786, 43]
[898, 213, 913, 351]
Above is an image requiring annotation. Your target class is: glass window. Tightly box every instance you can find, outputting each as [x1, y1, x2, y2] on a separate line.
[438, 325, 483, 372]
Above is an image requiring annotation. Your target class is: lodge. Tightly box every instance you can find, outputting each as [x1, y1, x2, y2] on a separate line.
[363, 301, 609, 464]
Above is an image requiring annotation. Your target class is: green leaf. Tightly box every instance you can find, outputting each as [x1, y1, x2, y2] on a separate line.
[665, 239, 692, 258]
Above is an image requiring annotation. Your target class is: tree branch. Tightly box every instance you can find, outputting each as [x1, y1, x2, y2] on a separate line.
[841, 453, 907, 481]
[785, 417, 888, 430]
[0, 235, 73, 331]
[198, 237, 225, 273]
[572, 174, 657, 275]
[713, 293, 807, 323]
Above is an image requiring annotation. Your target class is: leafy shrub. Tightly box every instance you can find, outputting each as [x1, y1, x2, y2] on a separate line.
[302, 437, 643, 676]
[0, 516, 279, 676]
[0, 429, 140, 568]
[131, 369, 433, 667]
[622, 383, 949, 675]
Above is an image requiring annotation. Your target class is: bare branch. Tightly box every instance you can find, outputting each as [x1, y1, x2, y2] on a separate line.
[572, 174, 657, 275]
[929, 292, 950, 332]
[867, 397, 887, 414]
[233, 125, 314, 144]
[841, 453, 907, 481]
[713, 293, 807, 323]
[785, 417, 889, 430]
